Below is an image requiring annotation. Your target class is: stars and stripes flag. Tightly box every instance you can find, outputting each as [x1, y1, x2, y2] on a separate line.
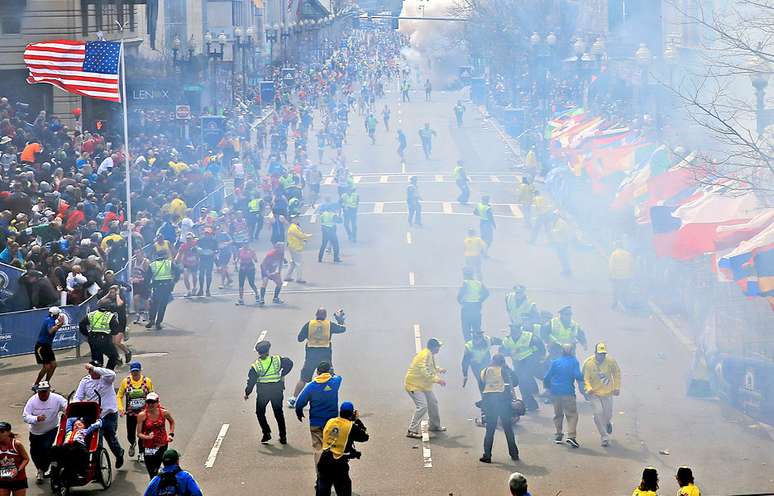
[24, 39, 122, 102]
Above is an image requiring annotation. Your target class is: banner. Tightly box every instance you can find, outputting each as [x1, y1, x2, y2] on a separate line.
[0, 263, 24, 301]
[0, 304, 85, 358]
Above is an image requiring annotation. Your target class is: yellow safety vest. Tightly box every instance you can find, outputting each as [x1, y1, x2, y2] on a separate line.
[252, 355, 282, 383]
[88, 310, 113, 334]
[464, 336, 491, 364]
[550, 317, 579, 346]
[453, 166, 464, 180]
[341, 192, 359, 209]
[481, 366, 506, 393]
[322, 416, 353, 459]
[503, 331, 537, 362]
[150, 259, 173, 281]
[320, 211, 336, 228]
[248, 198, 262, 213]
[475, 203, 491, 220]
[462, 279, 483, 303]
[306, 319, 332, 348]
[505, 293, 533, 323]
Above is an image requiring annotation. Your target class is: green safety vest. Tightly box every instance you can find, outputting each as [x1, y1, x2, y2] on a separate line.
[280, 175, 294, 190]
[505, 293, 533, 324]
[549, 318, 579, 346]
[503, 331, 537, 362]
[475, 203, 491, 219]
[453, 166, 464, 180]
[341, 192, 359, 209]
[88, 310, 114, 334]
[248, 198, 263, 213]
[320, 211, 336, 228]
[464, 336, 491, 364]
[150, 259, 173, 281]
[252, 355, 282, 384]
[462, 279, 483, 303]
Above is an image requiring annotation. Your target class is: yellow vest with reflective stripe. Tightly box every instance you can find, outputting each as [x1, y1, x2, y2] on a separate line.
[453, 166, 464, 180]
[503, 331, 537, 361]
[341, 192, 359, 209]
[475, 203, 491, 219]
[150, 259, 173, 281]
[88, 310, 113, 334]
[322, 416, 353, 459]
[481, 366, 505, 393]
[464, 336, 491, 364]
[252, 355, 282, 383]
[462, 279, 483, 303]
[505, 293, 533, 323]
[307, 319, 332, 348]
[248, 198, 262, 213]
[320, 211, 336, 228]
[550, 317, 579, 346]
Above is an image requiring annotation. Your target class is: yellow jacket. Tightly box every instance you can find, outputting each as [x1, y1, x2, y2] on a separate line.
[463, 236, 486, 257]
[287, 223, 312, 251]
[678, 483, 702, 496]
[609, 248, 634, 280]
[582, 355, 621, 397]
[404, 348, 440, 392]
[117, 375, 154, 412]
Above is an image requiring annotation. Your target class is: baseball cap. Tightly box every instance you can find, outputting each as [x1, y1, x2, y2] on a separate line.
[129, 361, 142, 371]
[49, 306, 61, 315]
[559, 305, 572, 314]
[0, 422, 10, 431]
[427, 338, 443, 349]
[340, 401, 354, 415]
[36, 381, 51, 391]
[595, 342, 608, 354]
[161, 448, 179, 465]
[146, 392, 160, 402]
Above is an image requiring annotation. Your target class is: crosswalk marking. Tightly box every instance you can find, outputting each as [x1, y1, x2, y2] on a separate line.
[310, 214, 318, 224]
[323, 176, 334, 185]
[435, 175, 443, 182]
[374, 202, 384, 213]
[509, 204, 523, 218]
[406, 232, 413, 244]
[380, 175, 389, 183]
[353, 176, 362, 184]
[490, 175, 500, 183]
[409, 272, 415, 287]
[442, 202, 452, 214]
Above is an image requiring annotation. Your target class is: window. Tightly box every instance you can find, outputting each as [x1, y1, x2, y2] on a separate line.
[0, 16, 22, 34]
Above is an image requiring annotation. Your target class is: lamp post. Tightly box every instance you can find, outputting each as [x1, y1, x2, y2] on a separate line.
[280, 23, 290, 61]
[204, 31, 225, 114]
[266, 24, 278, 63]
[749, 56, 774, 136]
[234, 26, 254, 100]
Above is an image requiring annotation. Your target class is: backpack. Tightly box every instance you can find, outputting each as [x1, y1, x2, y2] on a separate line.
[156, 467, 182, 496]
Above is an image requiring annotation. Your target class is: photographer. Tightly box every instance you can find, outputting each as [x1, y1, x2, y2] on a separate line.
[316, 402, 368, 496]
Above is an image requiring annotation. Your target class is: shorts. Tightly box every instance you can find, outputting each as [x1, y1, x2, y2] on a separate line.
[261, 268, 282, 283]
[34, 343, 55, 364]
[132, 283, 149, 299]
[0, 478, 28, 490]
[217, 251, 232, 267]
[301, 348, 332, 382]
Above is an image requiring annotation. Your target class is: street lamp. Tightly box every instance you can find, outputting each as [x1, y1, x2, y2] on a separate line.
[749, 55, 774, 135]
[204, 31, 225, 114]
[635, 42, 652, 84]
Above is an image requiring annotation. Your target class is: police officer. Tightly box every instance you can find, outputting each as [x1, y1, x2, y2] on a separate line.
[501, 324, 546, 412]
[244, 340, 294, 444]
[474, 195, 496, 250]
[318, 208, 342, 263]
[79, 302, 120, 369]
[340, 187, 359, 243]
[146, 253, 176, 330]
[504, 285, 537, 328]
[289, 308, 347, 407]
[542, 306, 587, 359]
[316, 401, 369, 496]
[457, 267, 489, 340]
[247, 194, 265, 241]
[479, 354, 519, 463]
[453, 160, 470, 204]
[462, 330, 501, 391]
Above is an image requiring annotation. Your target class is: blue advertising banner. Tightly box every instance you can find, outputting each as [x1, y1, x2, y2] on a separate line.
[0, 262, 25, 301]
[0, 304, 85, 358]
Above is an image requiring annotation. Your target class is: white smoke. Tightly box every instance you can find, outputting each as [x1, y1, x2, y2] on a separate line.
[399, 0, 466, 88]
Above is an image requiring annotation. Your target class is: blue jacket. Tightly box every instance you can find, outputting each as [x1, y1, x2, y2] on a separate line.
[543, 355, 584, 396]
[295, 373, 342, 427]
[143, 464, 203, 496]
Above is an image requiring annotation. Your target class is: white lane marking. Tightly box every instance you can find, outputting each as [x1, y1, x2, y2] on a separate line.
[508, 204, 523, 218]
[310, 214, 318, 224]
[323, 177, 334, 185]
[435, 175, 443, 182]
[401, 162, 406, 174]
[490, 175, 501, 183]
[406, 231, 412, 244]
[282, 280, 289, 287]
[409, 272, 415, 287]
[254, 330, 269, 350]
[442, 202, 452, 214]
[412, 324, 432, 469]
[648, 302, 694, 349]
[353, 159, 360, 163]
[380, 175, 389, 183]
[205, 423, 230, 468]
[353, 176, 362, 184]
[328, 167, 335, 175]
[303, 206, 316, 217]
[373, 202, 384, 214]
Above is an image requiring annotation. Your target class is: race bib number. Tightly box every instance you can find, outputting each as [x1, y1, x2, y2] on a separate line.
[144, 447, 159, 456]
[0, 466, 17, 479]
[129, 398, 146, 410]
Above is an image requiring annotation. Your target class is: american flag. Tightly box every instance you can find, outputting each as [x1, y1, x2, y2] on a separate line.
[24, 39, 121, 102]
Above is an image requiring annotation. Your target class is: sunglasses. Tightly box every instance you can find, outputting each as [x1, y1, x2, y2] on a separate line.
[145, 399, 158, 404]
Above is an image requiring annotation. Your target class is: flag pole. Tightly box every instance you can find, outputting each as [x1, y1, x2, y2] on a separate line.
[117, 24, 135, 315]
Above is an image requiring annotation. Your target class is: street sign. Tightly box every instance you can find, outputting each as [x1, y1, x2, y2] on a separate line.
[175, 105, 191, 120]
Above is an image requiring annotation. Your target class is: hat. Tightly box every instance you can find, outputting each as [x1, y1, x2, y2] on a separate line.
[146, 392, 160, 402]
[513, 284, 526, 292]
[595, 342, 608, 354]
[427, 338, 443, 349]
[254, 340, 271, 354]
[49, 306, 61, 315]
[88, 359, 101, 367]
[161, 449, 179, 465]
[0, 422, 11, 432]
[0, 136, 11, 145]
[36, 381, 51, 391]
[129, 361, 142, 371]
[340, 401, 354, 415]
[558, 305, 572, 314]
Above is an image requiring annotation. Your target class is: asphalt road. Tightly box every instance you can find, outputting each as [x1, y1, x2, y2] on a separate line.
[2, 88, 773, 496]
